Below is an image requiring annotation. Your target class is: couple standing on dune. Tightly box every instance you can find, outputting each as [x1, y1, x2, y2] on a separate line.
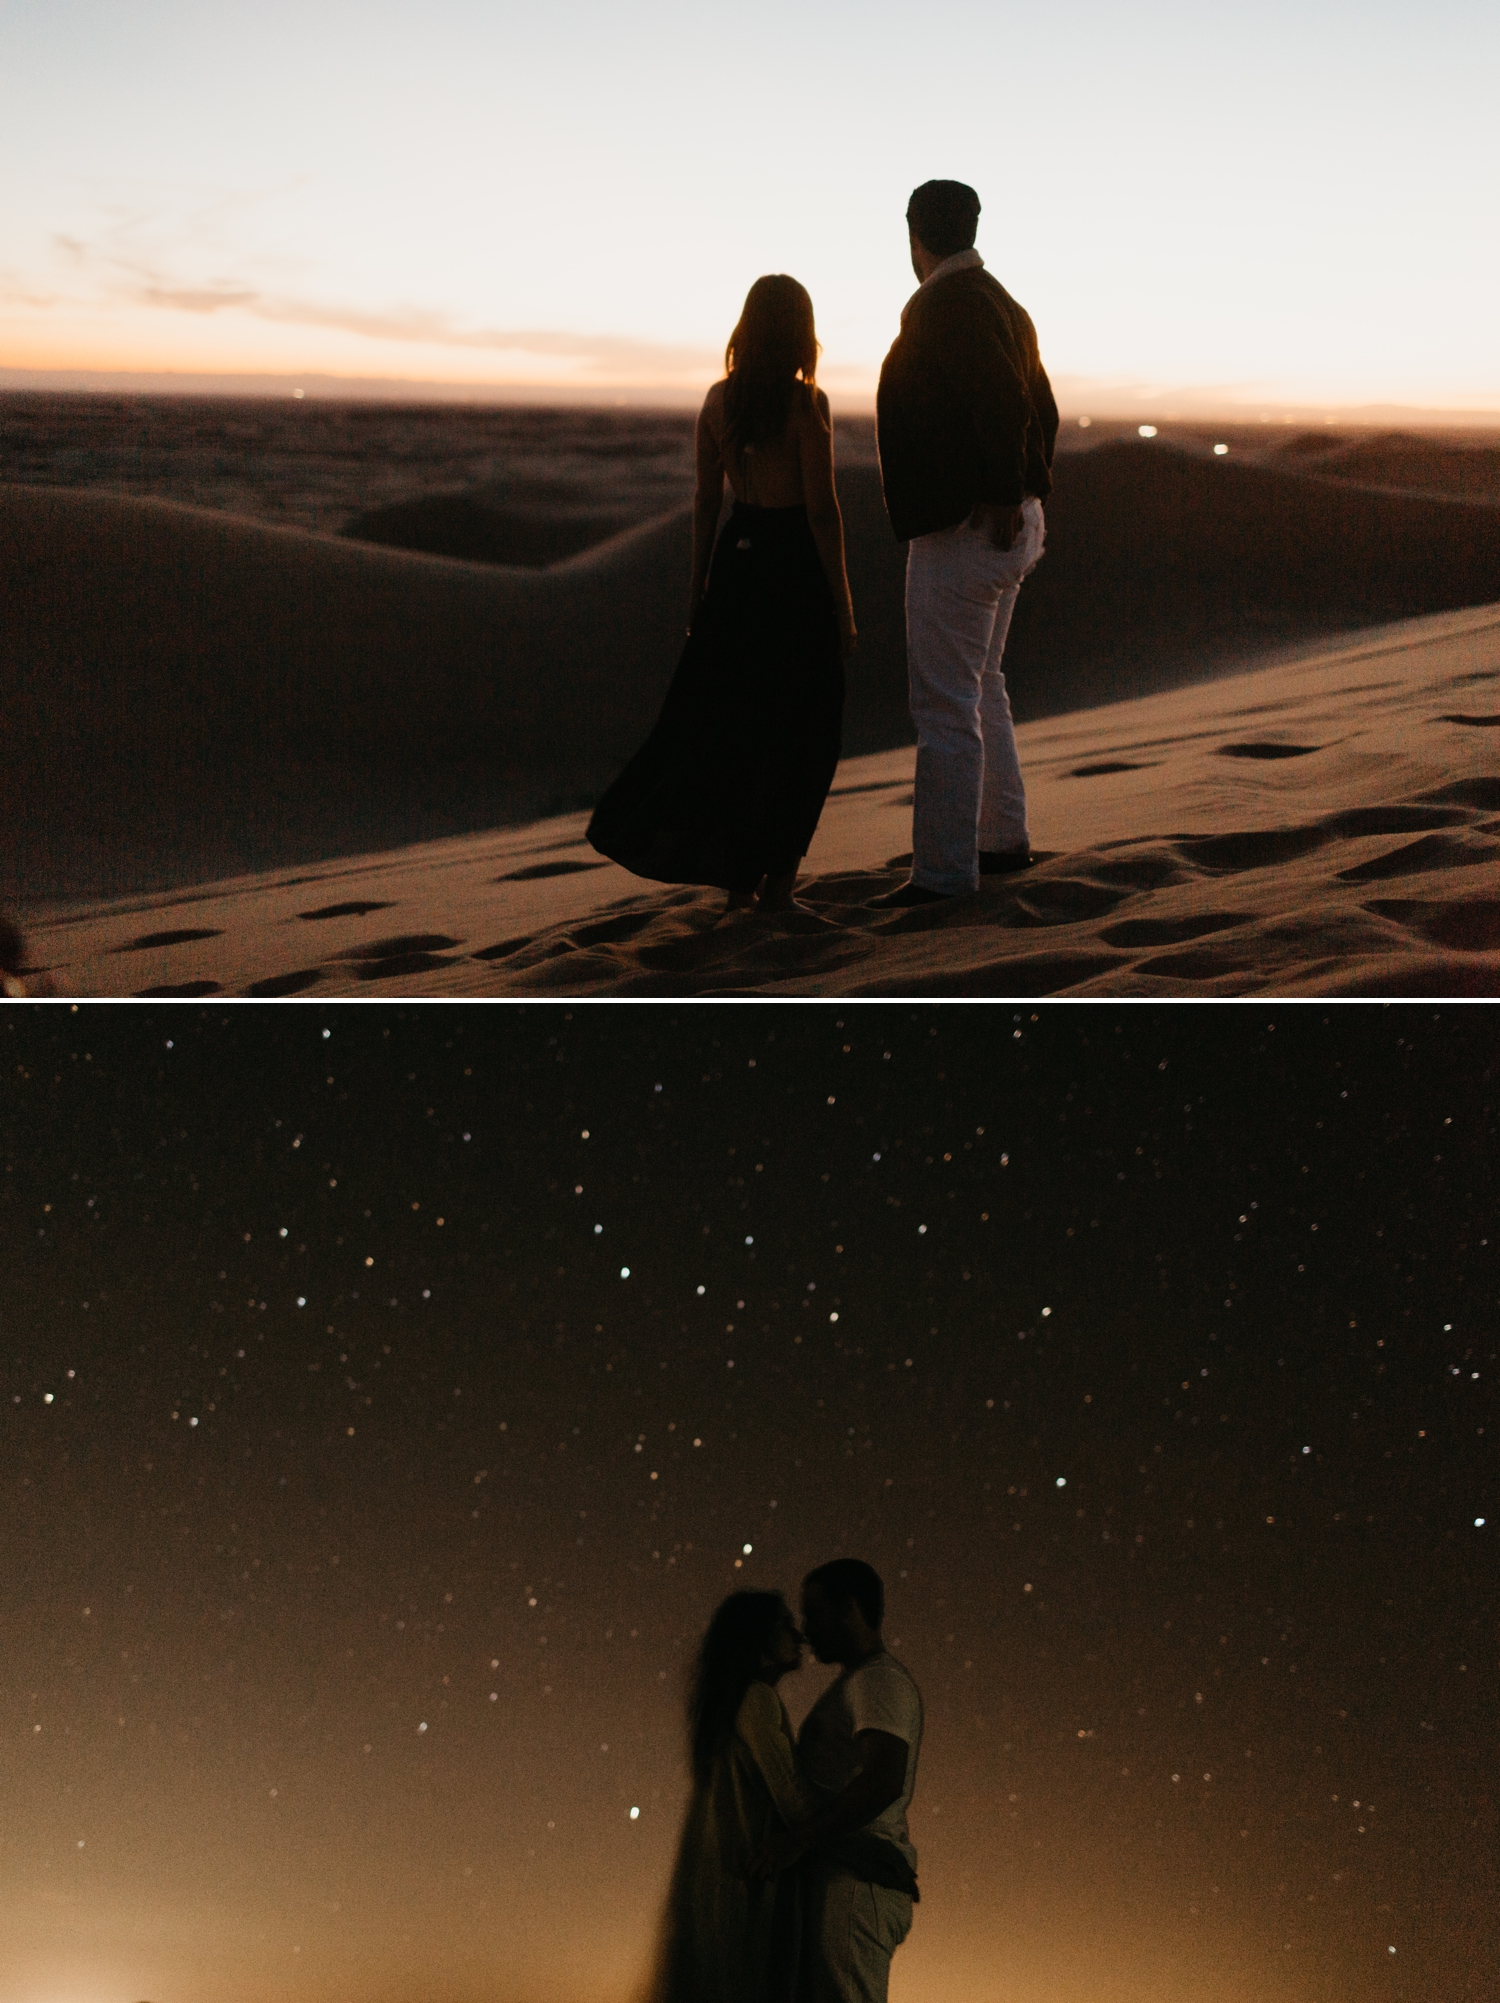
[588, 178, 1059, 910]
[647, 1559, 922, 2003]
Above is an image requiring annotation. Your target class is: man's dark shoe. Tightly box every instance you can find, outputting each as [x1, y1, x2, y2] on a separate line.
[978, 845, 1033, 875]
[870, 880, 960, 908]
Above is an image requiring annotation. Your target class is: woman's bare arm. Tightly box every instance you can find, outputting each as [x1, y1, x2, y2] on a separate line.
[689, 390, 727, 628]
[799, 389, 856, 658]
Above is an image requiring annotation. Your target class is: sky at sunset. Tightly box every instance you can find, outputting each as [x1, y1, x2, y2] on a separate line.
[1, 0, 1497, 410]
[2, 1004, 1494, 2003]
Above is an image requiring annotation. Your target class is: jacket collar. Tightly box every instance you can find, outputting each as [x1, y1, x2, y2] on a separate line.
[900, 247, 984, 326]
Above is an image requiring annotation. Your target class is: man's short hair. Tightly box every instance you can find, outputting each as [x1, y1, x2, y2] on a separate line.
[906, 179, 981, 258]
[804, 1557, 885, 1629]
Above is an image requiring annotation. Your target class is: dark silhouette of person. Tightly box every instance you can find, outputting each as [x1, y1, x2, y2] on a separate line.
[751, 1559, 923, 2003]
[872, 179, 1059, 906]
[648, 1589, 815, 2003]
[588, 276, 857, 915]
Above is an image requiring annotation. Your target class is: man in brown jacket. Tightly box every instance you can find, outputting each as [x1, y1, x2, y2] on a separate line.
[873, 180, 1058, 904]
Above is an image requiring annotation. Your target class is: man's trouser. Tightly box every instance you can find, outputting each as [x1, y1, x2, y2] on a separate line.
[904, 495, 1046, 894]
[802, 1865, 914, 2003]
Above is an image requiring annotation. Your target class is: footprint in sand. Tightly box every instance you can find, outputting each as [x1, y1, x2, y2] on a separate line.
[1011, 880, 1130, 925]
[296, 901, 395, 921]
[113, 927, 223, 953]
[1068, 761, 1157, 778]
[1322, 805, 1468, 837]
[134, 980, 222, 996]
[243, 969, 326, 996]
[1435, 713, 1500, 727]
[1099, 913, 1244, 948]
[493, 861, 609, 882]
[1174, 826, 1332, 872]
[566, 911, 662, 950]
[1365, 899, 1500, 951]
[1338, 833, 1500, 883]
[1137, 947, 1258, 980]
[1418, 778, 1500, 810]
[1216, 742, 1322, 760]
[331, 933, 466, 979]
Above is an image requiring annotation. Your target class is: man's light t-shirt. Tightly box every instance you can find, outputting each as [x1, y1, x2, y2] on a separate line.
[798, 1652, 924, 1870]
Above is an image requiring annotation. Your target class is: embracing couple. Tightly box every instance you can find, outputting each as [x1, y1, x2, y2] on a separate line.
[649, 1559, 921, 2003]
[589, 178, 1059, 913]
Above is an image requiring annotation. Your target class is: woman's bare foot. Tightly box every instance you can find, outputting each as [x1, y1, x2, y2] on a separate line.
[756, 870, 800, 911]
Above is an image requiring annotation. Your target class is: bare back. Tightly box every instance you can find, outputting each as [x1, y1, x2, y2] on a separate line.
[700, 378, 828, 508]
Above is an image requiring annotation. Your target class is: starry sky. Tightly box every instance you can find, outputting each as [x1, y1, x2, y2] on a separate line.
[1, 1003, 1494, 2003]
[2, 0, 1498, 408]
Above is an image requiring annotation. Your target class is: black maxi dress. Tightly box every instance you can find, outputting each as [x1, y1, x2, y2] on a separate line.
[586, 500, 844, 894]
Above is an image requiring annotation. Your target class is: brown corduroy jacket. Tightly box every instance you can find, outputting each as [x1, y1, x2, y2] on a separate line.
[876, 265, 1059, 542]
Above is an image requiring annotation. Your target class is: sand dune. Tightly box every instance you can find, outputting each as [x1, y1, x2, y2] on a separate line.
[6, 438, 1500, 907]
[20, 603, 1500, 998]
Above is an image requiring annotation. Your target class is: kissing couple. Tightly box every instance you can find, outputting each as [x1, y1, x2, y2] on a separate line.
[646, 1559, 923, 2003]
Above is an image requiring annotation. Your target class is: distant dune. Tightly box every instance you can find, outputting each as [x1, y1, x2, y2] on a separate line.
[5, 437, 1500, 903]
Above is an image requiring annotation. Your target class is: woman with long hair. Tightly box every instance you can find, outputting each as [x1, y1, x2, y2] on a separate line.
[649, 1589, 815, 2003]
[587, 275, 856, 913]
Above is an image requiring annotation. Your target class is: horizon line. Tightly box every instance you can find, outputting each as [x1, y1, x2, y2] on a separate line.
[3, 365, 1500, 429]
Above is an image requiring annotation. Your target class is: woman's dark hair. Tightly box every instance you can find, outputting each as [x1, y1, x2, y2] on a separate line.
[907, 179, 981, 257]
[722, 274, 820, 472]
[688, 1589, 788, 1786]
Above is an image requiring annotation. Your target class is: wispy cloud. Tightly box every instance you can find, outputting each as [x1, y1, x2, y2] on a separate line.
[23, 212, 719, 378]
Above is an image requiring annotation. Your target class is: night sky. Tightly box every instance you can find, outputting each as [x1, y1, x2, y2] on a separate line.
[2, 1004, 1494, 2003]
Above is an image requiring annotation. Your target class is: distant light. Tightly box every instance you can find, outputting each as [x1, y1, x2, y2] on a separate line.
[418, 1722, 427, 1733]
[322, 1028, 330, 1039]
[744, 1236, 753, 1245]
[696, 1285, 705, 1295]
[292, 388, 305, 399]
[1041, 1306, 1052, 1317]
[581, 1130, 590, 1139]
[44, 1393, 53, 1404]
[297, 1297, 306, 1306]
[743, 1543, 752, 1554]
[629, 1806, 640, 1819]
[1078, 415, 1092, 428]
[1138, 424, 1158, 438]
[594, 1224, 603, 1235]
[1056, 1477, 1066, 1487]
[829, 1312, 839, 1323]
[620, 1267, 630, 1279]
[1213, 442, 1229, 455]
[1478, 1518, 1487, 1528]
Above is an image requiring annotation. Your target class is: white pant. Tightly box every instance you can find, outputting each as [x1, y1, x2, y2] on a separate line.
[803, 1868, 914, 2003]
[904, 496, 1045, 893]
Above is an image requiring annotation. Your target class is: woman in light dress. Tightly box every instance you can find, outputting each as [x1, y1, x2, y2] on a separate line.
[648, 1589, 817, 2003]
